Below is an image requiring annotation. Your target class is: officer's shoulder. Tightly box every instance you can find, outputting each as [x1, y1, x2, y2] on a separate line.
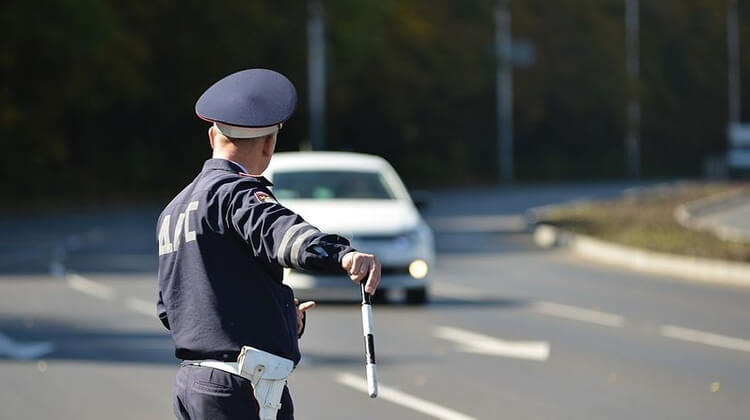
[238, 175, 279, 205]
[159, 183, 194, 217]
[219, 174, 278, 204]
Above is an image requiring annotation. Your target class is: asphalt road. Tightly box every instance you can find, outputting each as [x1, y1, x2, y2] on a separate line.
[1, 182, 749, 420]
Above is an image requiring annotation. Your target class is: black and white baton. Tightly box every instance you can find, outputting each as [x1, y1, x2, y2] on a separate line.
[360, 281, 378, 398]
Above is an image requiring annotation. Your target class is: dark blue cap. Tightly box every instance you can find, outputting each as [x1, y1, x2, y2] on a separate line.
[195, 69, 297, 130]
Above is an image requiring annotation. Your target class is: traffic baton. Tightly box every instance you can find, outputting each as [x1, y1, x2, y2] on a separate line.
[360, 281, 378, 398]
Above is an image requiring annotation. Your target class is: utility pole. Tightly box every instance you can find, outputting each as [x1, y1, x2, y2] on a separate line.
[496, 0, 514, 184]
[728, 0, 741, 126]
[625, 0, 641, 178]
[308, 0, 326, 150]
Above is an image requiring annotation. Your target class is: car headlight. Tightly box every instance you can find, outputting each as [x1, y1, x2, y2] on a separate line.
[408, 259, 429, 279]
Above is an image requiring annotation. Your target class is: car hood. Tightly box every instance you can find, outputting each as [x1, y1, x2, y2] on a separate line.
[278, 199, 420, 235]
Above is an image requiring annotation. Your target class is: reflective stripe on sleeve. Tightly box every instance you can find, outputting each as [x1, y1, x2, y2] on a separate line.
[290, 228, 320, 269]
[277, 223, 311, 266]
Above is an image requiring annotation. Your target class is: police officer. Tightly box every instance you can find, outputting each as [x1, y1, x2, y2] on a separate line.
[156, 68, 381, 420]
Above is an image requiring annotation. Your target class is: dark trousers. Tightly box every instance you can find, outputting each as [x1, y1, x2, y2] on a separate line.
[173, 364, 294, 420]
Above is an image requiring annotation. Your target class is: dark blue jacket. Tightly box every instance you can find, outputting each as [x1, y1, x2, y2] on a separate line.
[156, 158, 353, 364]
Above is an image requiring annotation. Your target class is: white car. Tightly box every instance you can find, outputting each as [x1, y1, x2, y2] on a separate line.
[264, 152, 435, 304]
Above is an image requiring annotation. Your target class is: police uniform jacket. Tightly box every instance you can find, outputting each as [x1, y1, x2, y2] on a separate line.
[156, 158, 354, 364]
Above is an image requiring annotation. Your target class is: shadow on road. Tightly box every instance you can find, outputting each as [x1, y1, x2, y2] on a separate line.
[0, 314, 444, 369]
[0, 206, 160, 276]
[300, 352, 431, 368]
[0, 315, 175, 365]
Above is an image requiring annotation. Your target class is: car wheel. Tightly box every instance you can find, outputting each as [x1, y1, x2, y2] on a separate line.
[405, 287, 428, 305]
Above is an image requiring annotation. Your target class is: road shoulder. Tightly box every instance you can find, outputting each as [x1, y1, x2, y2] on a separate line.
[533, 224, 750, 288]
[527, 185, 750, 289]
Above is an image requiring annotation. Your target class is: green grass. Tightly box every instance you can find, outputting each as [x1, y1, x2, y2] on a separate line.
[539, 183, 750, 263]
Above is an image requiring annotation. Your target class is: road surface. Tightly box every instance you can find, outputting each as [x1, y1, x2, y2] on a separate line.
[1, 183, 749, 419]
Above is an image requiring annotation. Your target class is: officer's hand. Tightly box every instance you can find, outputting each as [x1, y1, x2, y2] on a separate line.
[295, 298, 316, 336]
[341, 251, 381, 295]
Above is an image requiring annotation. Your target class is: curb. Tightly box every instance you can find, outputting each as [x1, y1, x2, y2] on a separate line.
[674, 187, 750, 243]
[526, 185, 750, 289]
[532, 224, 750, 288]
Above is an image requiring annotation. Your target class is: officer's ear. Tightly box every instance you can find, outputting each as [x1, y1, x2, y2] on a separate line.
[261, 133, 276, 157]
[208, 125, 217, 150]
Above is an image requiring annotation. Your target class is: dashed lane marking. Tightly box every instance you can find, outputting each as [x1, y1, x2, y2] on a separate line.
[336, 372, 479, 420]
[66, 273, 156, 319]
[433, 282, 750, 355]
[125, 297, 157, 318]
[434, 326, 550, 361]
[660, 325, 750, 354]
[433, 282, 625, 328]
[531, 301, 626, 328]
[66, 273, 116, 301]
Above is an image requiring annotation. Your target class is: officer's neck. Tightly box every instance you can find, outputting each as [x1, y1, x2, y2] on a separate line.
[211, 134, 273, 175]
[212, 151, 267, 175]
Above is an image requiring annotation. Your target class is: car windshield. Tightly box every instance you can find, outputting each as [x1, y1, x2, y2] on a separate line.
[272, 170, 396, 200]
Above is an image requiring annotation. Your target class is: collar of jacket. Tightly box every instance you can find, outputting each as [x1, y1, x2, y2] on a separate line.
[202, 158, 273, 187]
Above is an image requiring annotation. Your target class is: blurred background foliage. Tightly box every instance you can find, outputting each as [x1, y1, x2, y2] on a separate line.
[1, 0, 749, 201]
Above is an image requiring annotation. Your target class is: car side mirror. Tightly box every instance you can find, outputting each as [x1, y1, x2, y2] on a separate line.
[410, 190, 430, 211]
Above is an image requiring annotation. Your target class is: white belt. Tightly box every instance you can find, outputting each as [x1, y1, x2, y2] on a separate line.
[195, 360, 244, 378]
[193, 346, 294, 420]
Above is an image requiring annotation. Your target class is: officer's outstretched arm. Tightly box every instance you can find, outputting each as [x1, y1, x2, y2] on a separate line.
[231, 186, 354, 273]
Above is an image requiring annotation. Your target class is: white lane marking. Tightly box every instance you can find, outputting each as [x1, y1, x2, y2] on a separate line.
[65, 274, 157, 319]
[660, 325, 750, 353]
[66, 273, 116, 301]
[434, 326, 550, 361]
[438, 283, 750, 356]
[0, 331, 54, 359]
[336, 373, 479, 420]
[531, 301, 626, 328]
[125, 297, 157, 318]
[434, 283, 626, 328]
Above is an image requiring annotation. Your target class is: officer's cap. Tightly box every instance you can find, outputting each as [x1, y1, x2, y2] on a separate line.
[196, 69, 297, 138]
